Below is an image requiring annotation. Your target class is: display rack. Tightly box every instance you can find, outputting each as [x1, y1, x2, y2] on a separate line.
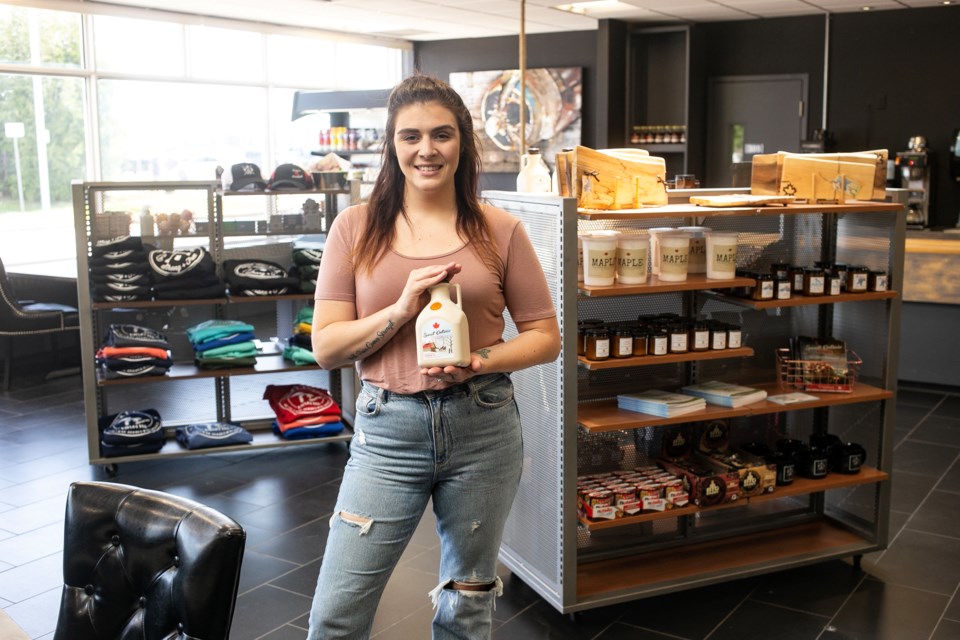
[72, 180, 359, 475]
[483, 189, 903, 613]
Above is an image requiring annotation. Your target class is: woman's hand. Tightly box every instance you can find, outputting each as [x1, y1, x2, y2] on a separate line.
[393, 261, 462, 323]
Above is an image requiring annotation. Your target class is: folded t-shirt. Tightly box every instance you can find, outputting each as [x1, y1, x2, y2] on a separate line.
[175, 422, 253, 450]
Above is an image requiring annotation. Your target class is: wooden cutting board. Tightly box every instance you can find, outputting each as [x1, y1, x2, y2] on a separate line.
[573, 145, 667, 209]
[751, 150, 887, 200]
[689, 194, 796, 207]
[780, 155, 878, 202]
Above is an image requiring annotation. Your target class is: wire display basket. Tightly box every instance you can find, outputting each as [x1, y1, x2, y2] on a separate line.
[776, 348, 861, 393]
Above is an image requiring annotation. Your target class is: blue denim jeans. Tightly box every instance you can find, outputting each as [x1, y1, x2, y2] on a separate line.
[307, 372, 523, 640]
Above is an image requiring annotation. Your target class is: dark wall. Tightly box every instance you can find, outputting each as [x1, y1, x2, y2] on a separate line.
[415, 31, 598, 191]
[830, 7, 960, 228]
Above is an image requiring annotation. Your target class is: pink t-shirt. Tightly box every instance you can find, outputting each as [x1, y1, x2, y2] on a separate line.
[314, 203, 556, 393]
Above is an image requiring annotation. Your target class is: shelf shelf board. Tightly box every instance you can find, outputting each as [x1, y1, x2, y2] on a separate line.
[577, 200, 903, 221]
[91, 293, 313, 310]
[578, 347, 754, 370]
[576, 519, 878, 602]
[577, 382, 893, 433]
[97, 354, 322, 386]
[310, 149, 380, 157]
[579, 274, 751, 297]
[577, 466, 887, 532]
[88, 425, 353, 465]
[707, 290, 899, 309]
[630, 143, 686, 153]
[222, 188, 350, 196]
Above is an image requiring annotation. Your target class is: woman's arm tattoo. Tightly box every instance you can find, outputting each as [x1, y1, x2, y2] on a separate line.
[475, 348, 491, 359]
[346, 320, 395, 361]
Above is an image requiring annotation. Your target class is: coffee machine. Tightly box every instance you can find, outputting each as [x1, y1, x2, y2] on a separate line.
[895, 136, 933, 228]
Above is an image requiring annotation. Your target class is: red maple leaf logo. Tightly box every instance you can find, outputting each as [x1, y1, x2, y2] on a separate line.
[433, 322, 440, 329]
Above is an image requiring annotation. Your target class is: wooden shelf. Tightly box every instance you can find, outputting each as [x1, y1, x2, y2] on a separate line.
[97, 354, 321, 386]
[579, 273, 751, 297]
[221, 188, 350, 196]
[578, 347, 754, 370]
[708, 290, 899, 309]
[577, 466, 887, 532]
[576, 519, 878, 601]
[91, 293, 313, 311]
[577, 200, 903, 221]
[631, 143, 686, 153]
[577, 382, 893, 433]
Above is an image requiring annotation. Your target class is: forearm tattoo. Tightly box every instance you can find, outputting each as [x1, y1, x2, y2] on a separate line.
[347, 320, 395, 361]
[475, 348, 491, 360]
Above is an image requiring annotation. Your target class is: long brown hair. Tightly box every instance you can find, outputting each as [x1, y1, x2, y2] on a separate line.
[352, 74, 502, 277]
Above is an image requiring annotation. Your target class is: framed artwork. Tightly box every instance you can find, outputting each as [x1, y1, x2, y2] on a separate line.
[449, 67, 582, 173]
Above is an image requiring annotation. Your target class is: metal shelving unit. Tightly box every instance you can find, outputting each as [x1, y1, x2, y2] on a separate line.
[72, 180, 358, 474]
[483, 189, 904, 613]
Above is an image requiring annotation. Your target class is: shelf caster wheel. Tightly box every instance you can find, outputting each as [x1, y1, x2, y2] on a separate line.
[568, 612, 581, 623]
[103, 463, 119, 477]
[852, 554, 862, 571]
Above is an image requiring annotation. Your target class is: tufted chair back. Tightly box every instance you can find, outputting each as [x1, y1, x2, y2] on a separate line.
[54, 481, 246, 640]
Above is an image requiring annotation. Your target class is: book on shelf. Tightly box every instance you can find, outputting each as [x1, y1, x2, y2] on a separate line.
[680, 380, 768, 408]
[766, 391, 820, 405]
[617, 389, 707, 417]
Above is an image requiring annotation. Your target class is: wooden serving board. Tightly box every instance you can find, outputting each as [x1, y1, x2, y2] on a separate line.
[751, 150, 887, 201]
[689, 194, 796, 207]
[780, 155, 878, 202]
[573, 145, 667, 210]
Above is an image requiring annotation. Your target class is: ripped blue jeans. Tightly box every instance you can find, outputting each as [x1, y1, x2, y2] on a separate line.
[307, 372, 523, 640]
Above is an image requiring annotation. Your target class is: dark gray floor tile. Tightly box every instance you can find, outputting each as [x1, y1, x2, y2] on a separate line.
[257, 625, 311, 640]
[938, 459, 960, 493]
[896, 388, 946, 409]
[932, 619, 960, 640]
[269, 558, 322, 598]
[888, 509, 910, 538]
[906, 489, 960, 537]
[370, 603, 435, 639]
[0, 551, 61, 603]
[872, 529, 960, 594]
[710, 600, 829, 640]
[909, 415, 960, 447]
[749, 560, 864, 617]
[932, 395, 960, 418]
[894, 403, 932, 430]
[594, 622, 683, 639]
[0, 522, 63, 566]
[228, 585, 313, 640]
[826, 577, 947, 640]
[238, 486, 339, 535]
[494, 569, 549, 624]
[890, 471, 939, 514]
[0, 495, 66, 535]
[492, 598, 626, 640]
[946, 590, 960, 619]
[236, 549, 301, 595]
[249, 518, 330, 565]
[617, 579, 756, 638]
[367, 564, 439, 636]
[891, 440, 959, 477]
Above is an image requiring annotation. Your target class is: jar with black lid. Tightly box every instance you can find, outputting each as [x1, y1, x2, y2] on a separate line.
[833, 264, 848, 289]
[868, 271, 888, 292]
[578, 319, 604, 356]
[631, 329, 648, 357]
[803, 267, 825, 296]
[770, 262, 790, 279]
[775, 278, 792, 300]
[709, 322, 727, 350]
[847, 265, 870, 293]
[726, 324, 743, 349]
[752, 273, 775, 300]
[613, 327, 634, 358]
[668, 324, 689, 353]
[690, 322, 710, 351]
[650, 329, 669, 356]
[584, 328, 610, 361]
[826, 270, 842, 295]
[788, 265, 806, 293]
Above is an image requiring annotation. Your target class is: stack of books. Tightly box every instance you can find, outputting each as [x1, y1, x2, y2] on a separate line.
[617, 389, 706, 417]
[680, 380, 768, 408]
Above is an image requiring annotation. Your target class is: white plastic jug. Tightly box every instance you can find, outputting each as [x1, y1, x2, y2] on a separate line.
[415, 283, 471, 368]
[516, 148, 551, 193]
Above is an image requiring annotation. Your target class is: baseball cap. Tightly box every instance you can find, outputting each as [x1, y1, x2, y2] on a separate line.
[268, 163, 314, 190]
[228, 163, 267, 191]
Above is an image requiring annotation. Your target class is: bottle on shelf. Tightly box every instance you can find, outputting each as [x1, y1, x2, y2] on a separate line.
[517, 148, 552, 193]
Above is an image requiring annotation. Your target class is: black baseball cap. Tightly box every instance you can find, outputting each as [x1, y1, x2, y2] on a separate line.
[268, 163, 314, 190]
[229, 163, 267, 191]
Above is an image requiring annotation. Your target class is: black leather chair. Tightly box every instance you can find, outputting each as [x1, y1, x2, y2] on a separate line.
[0, 256, 79, 391]
[54, 481, 246, 640]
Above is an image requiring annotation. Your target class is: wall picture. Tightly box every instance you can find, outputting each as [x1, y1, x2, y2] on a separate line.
[449, 67, 582, 173]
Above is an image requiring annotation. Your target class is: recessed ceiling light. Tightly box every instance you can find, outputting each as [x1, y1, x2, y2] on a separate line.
[861, 6, 872, 10]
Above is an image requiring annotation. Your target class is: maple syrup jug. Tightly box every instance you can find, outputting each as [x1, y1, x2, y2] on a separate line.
[416, 282, 471, 368]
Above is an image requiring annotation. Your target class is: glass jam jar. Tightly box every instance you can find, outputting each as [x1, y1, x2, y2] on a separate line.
[668, 324, 689, 353]
[803, 268, 825, 296]
[826, 270, 842, 295]
[752, 273, 775, 300]
[775, 277, 792, 300]
[613, 328, 634, 358]
[788, 265, 806, 293]
[726, 324, 743, 349]
[868, 271, 888, 292]
[584, 328, 610, 361]
[709, 323, 727, 350]
[631, 329, 648, 356]
[650, 329, 669, 356]
[690, 322, 710, 352]
[770, 262, 790, 280]
[847, 265, 870, 293]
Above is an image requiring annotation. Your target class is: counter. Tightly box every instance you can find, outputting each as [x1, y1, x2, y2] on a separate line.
[903, 229, 960, 303]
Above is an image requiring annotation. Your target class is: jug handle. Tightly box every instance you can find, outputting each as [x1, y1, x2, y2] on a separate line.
[451, 283, 462, 308]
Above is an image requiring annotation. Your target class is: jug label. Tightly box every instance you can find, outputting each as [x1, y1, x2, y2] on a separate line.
[420, 318, 455, 361]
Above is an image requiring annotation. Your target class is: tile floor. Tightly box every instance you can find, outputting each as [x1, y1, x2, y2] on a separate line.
[1, 368, 958, 639]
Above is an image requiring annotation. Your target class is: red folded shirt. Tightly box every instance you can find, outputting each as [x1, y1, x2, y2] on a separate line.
[263, 384, 341, 425]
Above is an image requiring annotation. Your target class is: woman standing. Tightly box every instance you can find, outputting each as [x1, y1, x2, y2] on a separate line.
[308, 74, 560, 639]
